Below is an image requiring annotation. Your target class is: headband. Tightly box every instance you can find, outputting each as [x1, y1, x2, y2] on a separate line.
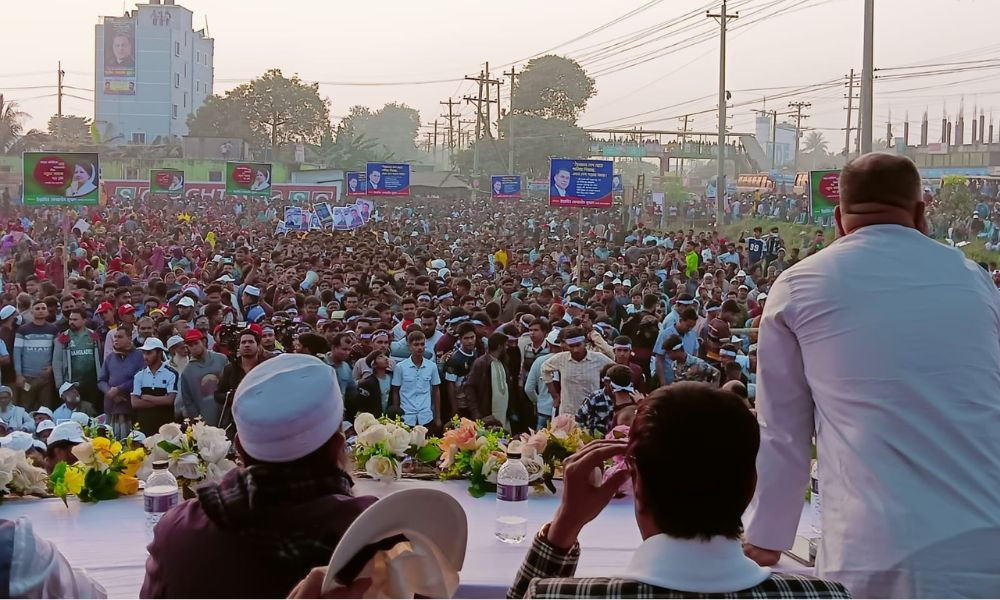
[566, 300, 585, 309]
[564, 335, 586, 345]
[345, 314, 362, 323]
[610, 382, 634, 393]
[371, 331, 390, 340]
[437, 292, 453, 300]
[720, 349, 738, 357]
[670, 341, 685, 351]
[445, 315, 469, 325]
[613, 344, 632, 350]
[505, 334, 519, 342]
[360, 333, 372, 340]
[417, 294, 432, 300]
[470, 319, 485, 326]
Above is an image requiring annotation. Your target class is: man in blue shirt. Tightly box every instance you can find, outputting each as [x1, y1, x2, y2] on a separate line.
[653, 308, 699, 387]
[390, 330, 442, 431]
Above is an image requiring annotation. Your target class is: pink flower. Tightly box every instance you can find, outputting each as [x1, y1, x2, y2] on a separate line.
[606, 425, 630, 440]
[440, 418, 479, 452]
[522, 430, 548, 455]
[550, 414, 575, 439]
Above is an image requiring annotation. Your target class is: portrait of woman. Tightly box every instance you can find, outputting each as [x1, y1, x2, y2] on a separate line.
[249, 169, 270, 192]
[64, 162, 98, 198]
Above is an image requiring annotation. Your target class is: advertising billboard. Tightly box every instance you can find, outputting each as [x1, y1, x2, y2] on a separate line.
[344, 171, 367, 196]
[150, 169, 185, 196]
[226, 162, 272, 197]
[103, 17, 136, 95]
[365, 163, 410, 197]
[548, 159, 614, 208]
[491, 175, 522, 199]
[809, 169, 840, 217]
[22, 152, 100, 206]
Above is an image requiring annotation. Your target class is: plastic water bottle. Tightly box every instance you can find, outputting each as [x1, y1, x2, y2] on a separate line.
[495, 449, 529, 544]
[808, 459, 822, 561]
[144, 460, 179, 537]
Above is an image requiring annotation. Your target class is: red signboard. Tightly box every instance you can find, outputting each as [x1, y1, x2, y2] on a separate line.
[101, 180, 338, 205]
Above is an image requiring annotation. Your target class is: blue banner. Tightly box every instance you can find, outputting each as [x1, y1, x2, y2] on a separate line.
[548, 159, 614, 208]
[345, 171, 367, 197]
[366, 163, 410, 197]
[491, 175, 522, 199]
[612, 173, 623, 193]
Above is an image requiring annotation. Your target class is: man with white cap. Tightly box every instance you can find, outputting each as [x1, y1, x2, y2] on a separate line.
[130, 337, 178, 434]
[239, 285, 268, 324]
[141, 353, 378, 599]
[35, 419, 55, 444]
[172, 295, 197, 323]
[165, 335, 189, 373]
[0, 385, 33, 433]
[45, 421, 86, 472]
[52, 382, 96, 422]
[0, 305, 16, 387]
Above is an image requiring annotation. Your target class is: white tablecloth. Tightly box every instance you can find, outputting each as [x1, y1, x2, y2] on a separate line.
[0, 479, 813, 598]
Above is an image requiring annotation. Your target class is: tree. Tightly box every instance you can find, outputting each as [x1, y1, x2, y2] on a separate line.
[0, 94, 44, 155]
[188, 69, 331, 153]
[457, 114, 590, 178]
[318, 126, 395, 170]
[802, 131, 828, 156]
[513, 55, 596, 122]
[47, 115, 92, 147]
[340, 102, 420, 160]
[936, 175, 975, 224]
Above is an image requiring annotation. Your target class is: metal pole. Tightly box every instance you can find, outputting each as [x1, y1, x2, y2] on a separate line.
[505, 67, 517, 174]
[576, 210, 584, 283]
[859, 0, 874, 154]
[844, 69, 855, 156]
[708, 2, 737, 225]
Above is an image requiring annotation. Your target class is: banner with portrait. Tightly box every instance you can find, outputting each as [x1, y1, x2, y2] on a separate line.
[809, 169, 840, 217]
[150, 169, 185, 197]
[365, 163, 410, 197]
[344, 171, 367, 197]
[227, 162, 272, 197]
[548, 158, 614, 208]
[491, 175, 522, 199]
[22, 152, 100, 206]
[103, 17, 136, 95]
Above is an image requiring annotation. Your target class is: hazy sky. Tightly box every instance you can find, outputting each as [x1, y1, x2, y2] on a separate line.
[3, 0, 999, 150]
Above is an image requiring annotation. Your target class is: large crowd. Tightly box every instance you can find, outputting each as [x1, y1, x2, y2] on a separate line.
[2, 152, 1000, 599]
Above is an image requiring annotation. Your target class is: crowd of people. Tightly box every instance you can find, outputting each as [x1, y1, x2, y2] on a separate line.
[1, 151, 999, 599]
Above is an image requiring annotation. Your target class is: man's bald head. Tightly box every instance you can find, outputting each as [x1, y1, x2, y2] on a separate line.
[840, 153, 921, 209]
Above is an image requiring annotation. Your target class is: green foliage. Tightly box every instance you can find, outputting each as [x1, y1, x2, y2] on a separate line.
[935, 176, 975, 224]
[414, 443, 442, 464]
[457, 114, 590, 177]
[0, 94, 44, 155]
[514, 55, 596, 122]
[46, 115, 92, 146]
[339, 102, 420, 161]
[79, 468, 119, 503]
[187, 68, 331, 151]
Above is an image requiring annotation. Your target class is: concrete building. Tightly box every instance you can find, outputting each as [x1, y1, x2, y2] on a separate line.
[95, 0, 213, 145]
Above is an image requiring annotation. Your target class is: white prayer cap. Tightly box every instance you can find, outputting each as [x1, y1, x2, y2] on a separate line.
[430, 259, 447, 270]
[737, 270, 747, 277]
[31, 440, 46, 452]
[233, 353, 344, 462]
[244, 285, 261, 297]
[177, 296, 196, 308]
[48, 422, 85, 445]
[545, 330, 561, 346]
[70, 412, 91, 427]
[215, 274, 236, 283]
[566, 285, 582, 296]
[166, 335, 184, 350]
[58, 381, 77, 398]
[0, 305, 16, 321]
[0, 431, 34, 451]
[757, 293, 768, 302]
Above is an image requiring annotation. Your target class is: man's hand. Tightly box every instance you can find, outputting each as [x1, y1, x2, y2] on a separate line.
[105, 385, 120, 400]
[15, 375, 25, 390]
[743, 543, 782, 567]
[547, 439, 629, 549]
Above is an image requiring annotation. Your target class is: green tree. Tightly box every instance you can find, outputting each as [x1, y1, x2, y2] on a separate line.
[802, 131, 828, 155]
[340, 102, 420, 160]
[936, 175, 975, 224]
[318, 126, 395, 170]
[513, 55, 596, 122]
[457, 114, 590, 178]
[188, 69, 331, 153]
[0, 94, 44, 155]
[47, 115, 92, 147]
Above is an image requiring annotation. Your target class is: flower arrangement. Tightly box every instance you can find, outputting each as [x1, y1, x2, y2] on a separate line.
[0, 448, 49, 502]
[139, 421, 237, 496]
[601, 425, 632, 497]
[351, 413, 442, 482]
[49, 437, 146, 505]
[438, 416, 507, 497]
[520, 414, 593, 493]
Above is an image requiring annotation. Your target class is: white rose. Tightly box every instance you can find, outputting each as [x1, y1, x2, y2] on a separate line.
[353, 413, 378, 435]
[387, 426, 411, 456]
[481, 454, 500, 484]
[158, 423, 184, 441]
[357, 424, 388, 447]
[71, 441, 96, 465]
[364, 455, 399, 481]
[197, 427, 231, 464]
[171, 452, 203, 481]
[409, 425, 428, 448]
[192, 422, 229, 449]
[204, 459, 237, 484]
[552, 429, 569, 440]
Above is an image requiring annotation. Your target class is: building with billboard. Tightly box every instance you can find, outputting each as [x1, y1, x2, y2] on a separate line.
[95, 0, 213, 145]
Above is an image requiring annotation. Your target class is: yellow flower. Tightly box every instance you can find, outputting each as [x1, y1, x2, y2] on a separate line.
[64, 466, 85, 495]
[119, 449, 146, 477]
[109, 441, 122, 456]
[92, 437, 111, 452]
[114, 475, 140, 495]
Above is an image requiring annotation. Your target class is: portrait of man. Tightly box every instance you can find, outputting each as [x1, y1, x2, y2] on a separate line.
[551, 168, 571, 197]
[368, 169, 381, 190]
[348, 176, 358, 193]
[348, 207, 363, 228]
[493, 179, 503, 196]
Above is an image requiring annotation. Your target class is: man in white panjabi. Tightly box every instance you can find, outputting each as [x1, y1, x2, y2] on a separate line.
[744, 152, 1000, 598]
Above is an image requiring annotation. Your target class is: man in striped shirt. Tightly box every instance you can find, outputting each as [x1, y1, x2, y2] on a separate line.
[540, 326, 612, 417]
[13, 300, 58, 411]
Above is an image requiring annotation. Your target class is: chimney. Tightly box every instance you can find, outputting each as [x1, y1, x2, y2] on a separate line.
[980, 113, 986, 144]
[956, 115, 965, 146]
[903, 121, 909, 147]
[941, 117, 947, 143]
[920, 111, 928, 146]
[947, 121, 952, 146]
[973, 120, 978, 144]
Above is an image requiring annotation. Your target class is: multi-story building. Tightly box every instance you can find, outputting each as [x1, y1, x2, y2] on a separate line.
[95, 0, 213, 145]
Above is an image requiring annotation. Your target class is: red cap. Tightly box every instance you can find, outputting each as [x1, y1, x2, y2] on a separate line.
[247, 323, 263, 337]
[183, 329, 205, 343]
[116, 304, 135, 317]
[96, 301, 114, 315]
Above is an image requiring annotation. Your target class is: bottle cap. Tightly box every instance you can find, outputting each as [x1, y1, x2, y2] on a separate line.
[152, 460, 169, 470]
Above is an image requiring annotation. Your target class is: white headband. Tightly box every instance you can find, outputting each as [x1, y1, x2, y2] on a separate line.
[567, 300, 585, 309]
[670, 341, 685, 351]
[613, 344, 632, 350]
[564, 335, 586, 345]
[610, 382, 634, 393]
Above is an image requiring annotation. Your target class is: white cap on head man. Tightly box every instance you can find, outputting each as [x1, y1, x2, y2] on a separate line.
[232, 353, 344, 462]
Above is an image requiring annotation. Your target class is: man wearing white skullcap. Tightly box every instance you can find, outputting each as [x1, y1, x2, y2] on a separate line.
[141, 354, 378, 599]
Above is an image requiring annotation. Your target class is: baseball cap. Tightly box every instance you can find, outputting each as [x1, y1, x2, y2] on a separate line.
[0, 431, 34, 451]
[31, 406, 54, 420]
[35, 420, 55, 435]
[58, 381, 77, 398]
[139, 337, 166, 352]
[233, 353, 344, 462]
[183, 329, 205, 343]
[48, 422, 86, 445]
[0, 305, 16, 321]
[177, 296, 195, 308]
[166, 335, 184, 350]
[216, 274, 236, 283]
[243, 285, 261, 297]
[95, 301, 114, 315]
[117, 304, 135, 317]
[757, 293, 768, 302]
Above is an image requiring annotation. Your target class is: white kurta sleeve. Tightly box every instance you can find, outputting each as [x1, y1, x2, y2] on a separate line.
[744, 277, 815, 552]
[9, 517, 108, 598]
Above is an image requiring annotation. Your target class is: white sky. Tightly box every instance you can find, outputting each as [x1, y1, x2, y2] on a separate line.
[3, 0, 1000, 150]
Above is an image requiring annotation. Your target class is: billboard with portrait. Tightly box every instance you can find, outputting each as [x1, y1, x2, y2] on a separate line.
[612, 173, 624, 193]
[150, 169, 185, 197]
[104, 17, 136, 95]
[226, 162, 272, 197]
[491, 175, 522, 199]
[548, 159, 614, 208]
[22, 152, 100, 206]
[809, 169, 840, 217]
[365, 163, 410, 197]
[344, 171, 367, 196]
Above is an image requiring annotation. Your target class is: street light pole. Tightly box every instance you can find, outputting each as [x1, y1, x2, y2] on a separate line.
[859, 0, 874, 154]
[708, 1, 738, 225]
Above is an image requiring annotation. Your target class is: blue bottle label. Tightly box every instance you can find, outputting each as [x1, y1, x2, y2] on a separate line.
[144, 491, 179, 513]
[497, 482, 527, 501]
